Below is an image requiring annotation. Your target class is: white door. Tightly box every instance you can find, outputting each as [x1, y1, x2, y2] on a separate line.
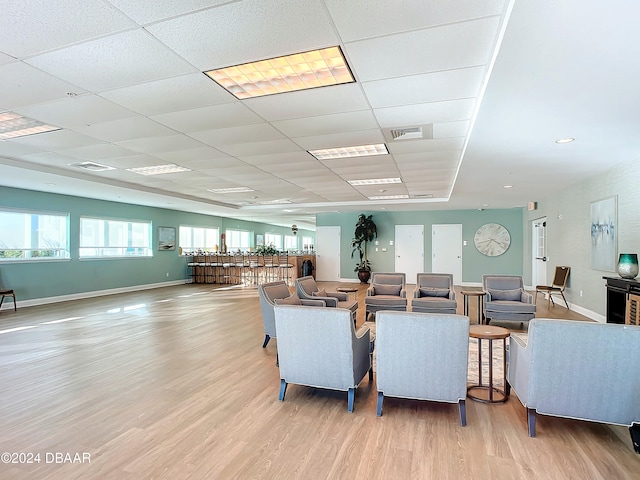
[532, 218, 547, 287]
[432, 224, 463, 285]
[315, 226, 341, 282]
[395, 225, 424, 284]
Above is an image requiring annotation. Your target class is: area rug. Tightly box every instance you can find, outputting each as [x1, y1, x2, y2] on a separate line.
[363, 322, 528, 387]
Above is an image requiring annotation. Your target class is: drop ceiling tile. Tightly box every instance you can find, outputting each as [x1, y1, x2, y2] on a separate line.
[0, 141, 45, 158]
[244, 84, 369, 122]
[319, 155, 394, 170]
[292, 129, 385, 150]
[374, 99, 475, 129]
[74, 116, 177, 143]
[273, 110, 378, 138]
[57, 143, 139, 160]
[325, 0, 506, 42]
[146, 0, 339, 70]
[0, 52, 15, 65]
[151, 146, 228, 163]
[345, 17, 502, 82]
[239, 151, 314, 167]
[362, 67, 486, 109]
[190, 124, 285, 147]
[14, 95, 136, 130]
[389, 138, 464, 155]
[217, 139, 302, 157]
[26, 30, 197, 92]
[99, 154, 176, 169]
[102, 73, 233, 116]
[151, 103, 263, 133]
[0, 62, 88, 109]
[106, 0, 231, 24]
[433, 121, 470, 139]
[8, 130, 104, 150]
[116, 135, 205, 154]
[0, 0, 136, 58]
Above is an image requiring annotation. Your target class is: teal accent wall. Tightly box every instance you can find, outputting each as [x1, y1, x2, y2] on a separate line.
[317, 208, 524, 283]
[0, 186, 314, 301]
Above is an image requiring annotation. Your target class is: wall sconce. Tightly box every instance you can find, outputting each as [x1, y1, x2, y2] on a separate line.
[291, 224, 298, 235]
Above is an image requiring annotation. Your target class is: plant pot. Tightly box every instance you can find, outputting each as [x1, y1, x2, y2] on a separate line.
[357, 270, 371, 284]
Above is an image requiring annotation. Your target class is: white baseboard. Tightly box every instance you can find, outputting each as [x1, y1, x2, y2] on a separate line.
[1, 280, 187, 310]
[567, 303, 606, 323]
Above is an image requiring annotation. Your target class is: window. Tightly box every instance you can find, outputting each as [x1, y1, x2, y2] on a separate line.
[0, 209, 69, 261]
[225, 229, 251, 251]
[284, 235, 298, 250]
[302, 236, 314, 250]
[265, 233, 282, 250]
[179, 225, 219, 253]
[80, 217, 151, 258]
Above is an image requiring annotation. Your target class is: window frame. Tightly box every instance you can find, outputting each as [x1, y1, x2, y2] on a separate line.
[79, 216, 152, 259]
[179, 225, 220, 254]
[0, 207, 70, 262]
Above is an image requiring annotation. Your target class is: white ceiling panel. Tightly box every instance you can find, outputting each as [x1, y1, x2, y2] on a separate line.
[97, 154, 172, 169]
[8, 130, 104, 150]
[74, 117, 177, 143]
[238, 151, 315, 167]
[433, 121, 470, 139]
[106, 0, 231, 24]
[345, 17, 502, 82]
[57, 144, 139, 160]
[26, 30, 197, 92]
[151, 146, 228, 163]
[217, 139, 302, 158]
[190, 124, 286, 147]
[292, 130, 385, 151]
[116, 135, 205, 154]
[325, 0, 506, 42]
[151, 103, 263, 133]
[244, 84, 369, 121]
[146, 0, 339, 70]
[0, 62, 88, 110]
[374, 99, 476, 129]
[0, 142, 45, 158]
[101, 74, 234, 116]
[0, 0, 136, 58]
[390, 138, 465, 155]
[18, 152, 79, 168]
[14, 95, 136, 130]
[362, 67, 486, 109]
[273, 111, 378, 138]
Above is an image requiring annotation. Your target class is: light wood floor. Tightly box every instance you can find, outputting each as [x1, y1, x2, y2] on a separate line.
[0, 282, 638, 479]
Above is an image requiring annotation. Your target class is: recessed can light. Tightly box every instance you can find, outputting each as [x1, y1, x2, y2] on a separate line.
[503, 185, 513, 189]
[555, 137, 575, 144]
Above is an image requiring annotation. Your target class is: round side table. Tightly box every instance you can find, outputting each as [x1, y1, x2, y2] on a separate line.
[460, 290, 486, 324]
[467, 325, 510, 403]
[336, 286, 358, 301]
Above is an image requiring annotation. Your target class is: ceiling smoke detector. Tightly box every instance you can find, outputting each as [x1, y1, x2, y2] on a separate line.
[71, 161, 115, 172]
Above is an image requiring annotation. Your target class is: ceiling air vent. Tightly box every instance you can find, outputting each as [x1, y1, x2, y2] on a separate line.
[390, 127, 423, 140]
[71, 161, 115, 172]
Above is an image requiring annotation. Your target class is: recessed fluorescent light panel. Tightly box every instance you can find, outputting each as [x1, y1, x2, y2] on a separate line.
[205, 46, 354, 99]
[309, 144, 389, 160]
[207, 187, 255, 193]
[368, 195, 410, 200]
[126, 164, 191, 176]
[258, 199, 292, 205]
[348, 178, 402, 186]
[0, 111, 60, 140]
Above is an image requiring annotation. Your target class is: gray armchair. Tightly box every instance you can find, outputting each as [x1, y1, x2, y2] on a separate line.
[411, 273, 457, 314]
[375, 311, 470, 425]
[258, 280, 325, 348]
[364, 272, 407, 318]
[295, 275, 358, 323]
[482, 275, 536, 325]
[507, 318, 640, 448]
[274, 305, 372, 412]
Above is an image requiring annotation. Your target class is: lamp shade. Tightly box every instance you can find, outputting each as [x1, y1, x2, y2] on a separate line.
[617, 253, 639, 279]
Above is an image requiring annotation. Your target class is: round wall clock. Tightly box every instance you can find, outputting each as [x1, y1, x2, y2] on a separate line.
[474, 223, 511, 257]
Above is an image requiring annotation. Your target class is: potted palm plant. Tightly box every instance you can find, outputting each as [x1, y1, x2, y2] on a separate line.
[351, 214, 377, 283]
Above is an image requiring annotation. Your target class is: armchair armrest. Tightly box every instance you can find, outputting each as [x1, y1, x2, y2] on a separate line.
[400, 287, 407, 298]
[353, 326, 371, 381]
[301, 299, 326, 307]
[366, 286, 375, 296]
[520, 291, 533, 304]
[314, 295, 338, 307]
[327, 292, 348, 301]
[507, 334, 532, 405]
[413, 287, 421, 298]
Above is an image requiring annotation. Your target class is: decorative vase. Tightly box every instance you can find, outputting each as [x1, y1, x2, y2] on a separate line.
[617, 253, 639, 279]
[357, 270, 371, 284]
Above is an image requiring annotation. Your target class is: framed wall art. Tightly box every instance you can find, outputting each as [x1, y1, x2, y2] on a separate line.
[158, 226, 176, 251]
[590, 196, 617, 271]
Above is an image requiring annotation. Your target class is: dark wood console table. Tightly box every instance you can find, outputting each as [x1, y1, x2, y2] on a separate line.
[603, 276, 640, 324]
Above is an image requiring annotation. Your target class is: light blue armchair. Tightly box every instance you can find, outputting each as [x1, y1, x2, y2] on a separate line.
[274, 305, 372, 412]
[375, 311, 470, 425]
[364, 272, 408, 319]
[507, 318, 640, 450]
[411, 273, 457, 314]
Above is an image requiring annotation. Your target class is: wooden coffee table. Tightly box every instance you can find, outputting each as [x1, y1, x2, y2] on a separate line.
[336, 286, 358, 301]
[467, 324, 510, 403]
